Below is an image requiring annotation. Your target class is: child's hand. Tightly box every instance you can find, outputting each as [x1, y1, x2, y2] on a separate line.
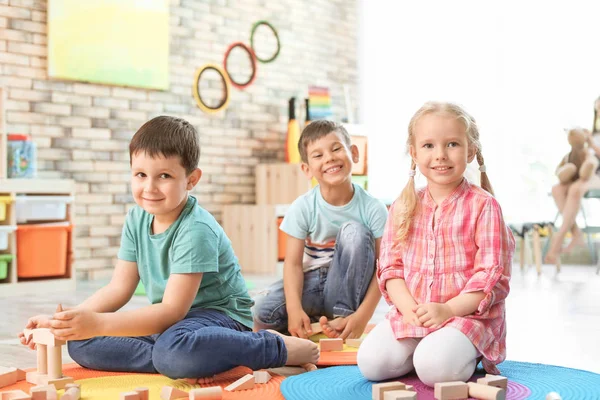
[18, 314, 52, 349]
[413, 303, 454, 329]
[287, 309, 313, 339]
[50, 308, 104, 341]
[402, 311, 422, 328]
[336, 312, 369, 340]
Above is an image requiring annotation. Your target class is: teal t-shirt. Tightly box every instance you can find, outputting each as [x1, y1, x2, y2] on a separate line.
[117, 195, 253, 329]
[280, 183, 388, 272]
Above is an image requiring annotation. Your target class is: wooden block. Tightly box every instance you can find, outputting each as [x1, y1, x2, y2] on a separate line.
[39, 376, 73, 391]
[309, 322, 323, 335]
[15, 369, 26, 382]
[47, 345, 62, 379]
[23, 329, 34, 342]
[134, 387, 149, 400]
[483, 374, 508, 390]
[434, 381, 469, 400]
[372, 382, 406, 400]
[36, 345, 48, 375]
[32, 329, 65, 347]
[405, 385, 414, 392]
[252, 370, 272, 384]
[188, 386, 223, 399]
[30, 385, 57, 400]
[26, 371, 45, 385]
[159, 386, 188, 399]
[384, 390, 417, 400]
[467, 382, 505, 400]
[120, 392, 140, 400]
[320, 338, 343, 352]
[0, 367, 18, 388]
[60, 387, 79, 400]
[0, 390, 31, 400]
[63, 384, 80, 391]
[224, 374, 255, 392]
[345, 338, 363, 348]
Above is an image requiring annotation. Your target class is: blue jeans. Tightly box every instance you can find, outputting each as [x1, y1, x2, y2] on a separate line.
[253, 221, 375, 332]
[67, 308, 287, 379]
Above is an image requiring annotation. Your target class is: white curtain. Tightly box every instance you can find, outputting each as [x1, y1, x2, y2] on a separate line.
[359, 0, 600, 223]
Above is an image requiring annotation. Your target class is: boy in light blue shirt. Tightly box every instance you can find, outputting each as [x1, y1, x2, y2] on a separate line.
[254, 120, 388, 339]
[20, 116, 319, 379]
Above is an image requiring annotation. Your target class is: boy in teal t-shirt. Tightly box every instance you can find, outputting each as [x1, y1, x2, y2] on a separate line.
[19, 116, 318, 378]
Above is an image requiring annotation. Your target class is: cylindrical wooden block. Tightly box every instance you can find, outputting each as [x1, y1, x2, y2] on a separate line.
[47, 345, 62, 379]
[134, 387, 149, 400]
[467, 382, 506, 400]
[36, 344, 47, 374]
[189, 386, 223, 400]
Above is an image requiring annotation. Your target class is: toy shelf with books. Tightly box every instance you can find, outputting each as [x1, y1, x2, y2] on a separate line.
[0, 87, 76, 296]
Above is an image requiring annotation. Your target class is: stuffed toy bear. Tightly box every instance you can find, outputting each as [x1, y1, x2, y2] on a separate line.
[556, 127, 599, 184]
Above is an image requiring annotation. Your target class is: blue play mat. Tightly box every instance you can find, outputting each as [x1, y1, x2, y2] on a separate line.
[280, 361, 600, 400]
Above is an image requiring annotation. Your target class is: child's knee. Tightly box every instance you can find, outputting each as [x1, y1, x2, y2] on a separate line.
[66, 340, 95, 370]
[337, 221, 374, 247]
[252, 294, 286, 328]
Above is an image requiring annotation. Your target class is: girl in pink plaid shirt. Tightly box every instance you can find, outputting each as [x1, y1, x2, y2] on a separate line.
[357, 102, 515, 386]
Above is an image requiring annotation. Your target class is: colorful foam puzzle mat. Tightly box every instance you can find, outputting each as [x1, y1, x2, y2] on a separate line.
[1, 363, 285, 399]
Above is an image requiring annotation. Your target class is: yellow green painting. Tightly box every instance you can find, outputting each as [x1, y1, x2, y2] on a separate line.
[48, 0, 169, 90]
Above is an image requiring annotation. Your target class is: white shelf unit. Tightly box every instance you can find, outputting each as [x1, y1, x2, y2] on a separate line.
[0, 87, 76, 295]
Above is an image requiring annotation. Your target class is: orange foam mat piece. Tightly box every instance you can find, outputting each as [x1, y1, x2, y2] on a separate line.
[1, 363, 285, 399]
[311, 323, 375, 366]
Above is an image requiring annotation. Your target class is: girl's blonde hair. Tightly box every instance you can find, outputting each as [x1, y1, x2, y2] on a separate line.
[394, 101, 493, 241]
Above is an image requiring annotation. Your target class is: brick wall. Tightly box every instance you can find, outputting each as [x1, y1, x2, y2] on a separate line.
[0, 0, 359, 279]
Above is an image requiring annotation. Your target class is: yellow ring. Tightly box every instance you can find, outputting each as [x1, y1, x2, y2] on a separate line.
[192, 63, 231, 114]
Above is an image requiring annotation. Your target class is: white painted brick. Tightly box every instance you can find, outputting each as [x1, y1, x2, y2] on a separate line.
[74, 84, 111, 96]
[9, 87, 50, 101]
[72, 106, 110, 119]
[94, 160, 129, 173]
[72, 150, 111, 161]
[30, 136, 50, 147]
[91, 246, 120, 258]
[110, 214, 126, 225]
[90, 140, 127, 151]
[56, 160, 94, 172]
[7, 110, 51, 124]
[0, 28, 32, 42]
[31, 124, 66, 136]
[32, 102, 71, 115]
[75, 182, 90, 193]
[90, 183, 128, 194]
[57, 116, 91, 128]
[92, 96, 129, 109]
[0, 5, 31, 19]
[90, 226, 122, 237]
[7, 39, 45, 54]
[52, 92, 92, 106]
[4, 99, 29, 111]
[76, 194, 113, 204]
[31, 11, 46, 23]
[0, 50, 29, 65]
[0, 17, 7, 28]
[71, 128, 111, 139]
[9, 0, 46, 10]
[88, 204, 125, 215]
[36, 148, 69, 160]
[110, 109, 147, 121]
[111, 87, 147, 100]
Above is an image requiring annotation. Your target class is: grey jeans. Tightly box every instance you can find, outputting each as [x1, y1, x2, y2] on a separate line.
[253, 221, 375, 332]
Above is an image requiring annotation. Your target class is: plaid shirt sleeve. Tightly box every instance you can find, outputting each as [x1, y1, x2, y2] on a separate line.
[377, 202, 405, 305]
[461, 197, 515, 315]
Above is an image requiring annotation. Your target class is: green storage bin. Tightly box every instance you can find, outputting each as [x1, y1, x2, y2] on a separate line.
[0, 254, 13, 280]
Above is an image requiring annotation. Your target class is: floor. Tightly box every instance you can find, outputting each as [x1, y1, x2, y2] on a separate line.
[1, 263, 599, 375]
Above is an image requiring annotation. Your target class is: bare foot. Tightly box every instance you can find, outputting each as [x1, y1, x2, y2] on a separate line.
[184, 376, 215, 385]
[564, 232, 585, 253]
[267, 330, 320, 365]
[301, 363, 317, 372]
[319, 316, 346, 338]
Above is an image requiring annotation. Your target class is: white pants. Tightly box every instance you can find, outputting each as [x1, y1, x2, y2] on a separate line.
[357, 319, 479, 387]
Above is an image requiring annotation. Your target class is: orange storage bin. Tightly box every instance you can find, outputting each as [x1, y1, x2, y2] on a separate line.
[16, 223, 71, 278]
[277, 217, 286, 261]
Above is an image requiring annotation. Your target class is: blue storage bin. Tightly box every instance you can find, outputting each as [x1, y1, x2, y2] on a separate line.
[7, 134, 37, 178]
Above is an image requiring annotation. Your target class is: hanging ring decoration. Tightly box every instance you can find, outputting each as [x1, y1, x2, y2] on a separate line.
[223, 42, 257, 89]
[192, 63, 231, 114]
[250, 20, 281, 63]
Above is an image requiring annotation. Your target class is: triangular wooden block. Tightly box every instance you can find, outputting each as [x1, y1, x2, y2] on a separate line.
[160, 386, 188, 400]
[0, 389, 31, 400]
[224, 374, 255, 391]
[253, 370, 272, 384]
